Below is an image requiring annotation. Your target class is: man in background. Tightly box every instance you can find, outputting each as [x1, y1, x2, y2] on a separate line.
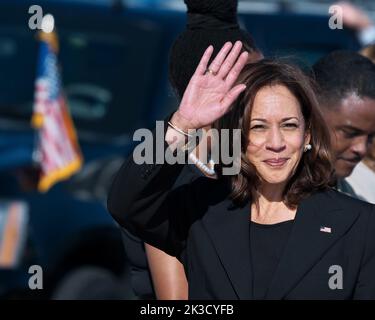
[312, 50, 375, 200]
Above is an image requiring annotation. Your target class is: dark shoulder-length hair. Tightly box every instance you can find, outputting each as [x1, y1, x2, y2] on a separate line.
[214, 59, 334, 208]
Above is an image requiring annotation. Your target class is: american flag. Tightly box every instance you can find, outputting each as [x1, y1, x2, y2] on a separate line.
[32, 30, 83, 192]
[320, 226, 332, 233]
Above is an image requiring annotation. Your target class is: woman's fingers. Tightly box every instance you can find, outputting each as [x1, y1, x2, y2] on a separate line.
[186, 41, 249, 128]
[194, 45, 214, 76]
[225, 51, 249, 88]
[220, 83, 247, 113]
[206, 42, 233, 75]
[217, 41, 243, 79]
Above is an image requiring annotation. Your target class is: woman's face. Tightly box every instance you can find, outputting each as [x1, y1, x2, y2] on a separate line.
[246, 85, 310, 186]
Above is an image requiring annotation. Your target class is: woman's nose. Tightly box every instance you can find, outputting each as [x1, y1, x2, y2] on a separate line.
[265, 127, 286, 152]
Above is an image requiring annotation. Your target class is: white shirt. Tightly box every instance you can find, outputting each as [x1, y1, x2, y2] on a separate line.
[345, 161, 375, 204]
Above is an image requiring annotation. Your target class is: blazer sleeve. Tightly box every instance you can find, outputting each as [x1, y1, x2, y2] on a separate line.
[107, 119, 199, 257]
[353, 204, 375, 299]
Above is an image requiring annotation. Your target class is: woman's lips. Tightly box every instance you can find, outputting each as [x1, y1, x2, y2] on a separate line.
[263, 158, 289, 167]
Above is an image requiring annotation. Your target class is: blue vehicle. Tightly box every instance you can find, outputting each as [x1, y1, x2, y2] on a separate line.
[0, 0, 359, 299]
[0, 0, 184, 299]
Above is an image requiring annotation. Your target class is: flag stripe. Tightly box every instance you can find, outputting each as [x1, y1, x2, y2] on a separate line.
[32, 30, 83, 192]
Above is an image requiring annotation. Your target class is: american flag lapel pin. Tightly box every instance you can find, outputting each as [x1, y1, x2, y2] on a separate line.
[320, 226, 332, 233]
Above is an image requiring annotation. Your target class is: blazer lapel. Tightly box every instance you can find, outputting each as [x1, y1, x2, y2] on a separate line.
[266, 189, 360, 299]
[202, 199, 253, 299]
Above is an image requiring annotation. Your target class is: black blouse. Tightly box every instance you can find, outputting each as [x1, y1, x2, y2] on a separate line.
[250, 220, 294, 299]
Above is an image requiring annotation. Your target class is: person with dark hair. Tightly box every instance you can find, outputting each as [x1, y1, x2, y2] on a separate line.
[343, 46, 375, 204]
[311, 51, 375, 201]
[168, 0, 260, 99]
[108, 43, 375, 299]
[121, 0, 262, 299]
[325, 4, 375, 203]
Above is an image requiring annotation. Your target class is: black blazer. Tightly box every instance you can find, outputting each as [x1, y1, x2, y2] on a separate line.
[120, 164, 205, 299]
[108, 131, 375, 300]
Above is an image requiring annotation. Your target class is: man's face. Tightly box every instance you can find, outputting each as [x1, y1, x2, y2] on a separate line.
[324, 94, 375, 178]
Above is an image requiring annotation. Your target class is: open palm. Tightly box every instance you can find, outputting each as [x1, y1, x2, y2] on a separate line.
[174, 41, 249, 130]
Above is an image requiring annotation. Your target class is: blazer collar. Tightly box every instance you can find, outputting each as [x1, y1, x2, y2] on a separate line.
[203, 188, 360, 300]
[265, 189, 360, 299]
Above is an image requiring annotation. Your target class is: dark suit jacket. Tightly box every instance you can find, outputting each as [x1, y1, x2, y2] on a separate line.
[120, 164, 204, 299]
[108, 132, 375, 300]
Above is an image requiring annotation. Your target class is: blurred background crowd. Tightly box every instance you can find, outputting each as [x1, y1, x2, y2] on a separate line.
[0, 0, 374, 299]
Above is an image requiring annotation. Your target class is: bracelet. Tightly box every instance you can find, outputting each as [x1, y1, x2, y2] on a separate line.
[168, 121, 193, 138]
[188, 153, 216, 176]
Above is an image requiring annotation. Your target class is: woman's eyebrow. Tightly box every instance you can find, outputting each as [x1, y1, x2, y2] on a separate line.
[250, 118, 267, 122]
[250, 117, 299, 122]
[281, 117, 299, 122]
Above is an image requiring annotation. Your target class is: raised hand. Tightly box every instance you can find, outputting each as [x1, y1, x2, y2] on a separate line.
[171, 41, 249, 131]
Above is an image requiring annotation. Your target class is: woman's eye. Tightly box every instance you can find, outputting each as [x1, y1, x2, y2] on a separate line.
[283, 123, 298, 128]
[251, 124, 266, 130]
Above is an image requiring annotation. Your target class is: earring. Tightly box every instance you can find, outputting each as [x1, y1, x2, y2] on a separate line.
[304, 144, 312, 152]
